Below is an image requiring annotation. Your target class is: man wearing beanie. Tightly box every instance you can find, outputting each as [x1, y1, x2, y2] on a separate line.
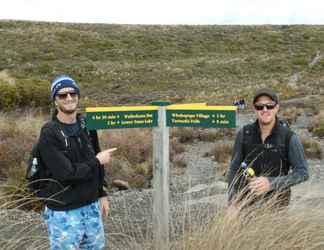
[227, 88, 309, 211]
[38, 74, 115, 249]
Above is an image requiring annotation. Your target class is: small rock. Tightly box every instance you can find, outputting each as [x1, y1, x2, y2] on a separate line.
[112, 179, 130, 190]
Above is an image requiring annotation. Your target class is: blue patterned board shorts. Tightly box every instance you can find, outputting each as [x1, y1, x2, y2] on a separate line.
[43, 201, 105, 250]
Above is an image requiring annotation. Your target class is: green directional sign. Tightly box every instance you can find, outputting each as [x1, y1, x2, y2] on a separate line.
[86, 106, 159, 130]
[166, 105, 237, 128]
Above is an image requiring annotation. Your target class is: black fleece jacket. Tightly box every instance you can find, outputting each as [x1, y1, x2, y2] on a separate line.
[38, 115, 106, 210]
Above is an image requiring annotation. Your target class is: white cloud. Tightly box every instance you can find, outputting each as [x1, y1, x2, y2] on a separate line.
[0, 0, 324, 24]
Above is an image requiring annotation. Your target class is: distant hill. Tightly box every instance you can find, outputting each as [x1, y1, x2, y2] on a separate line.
[0, 21, 323, 109]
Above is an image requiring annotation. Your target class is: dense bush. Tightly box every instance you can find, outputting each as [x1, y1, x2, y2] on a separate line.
[0, 79, 50, 111]
[16, 79, 50, 107]
[0, 82, 19, 111]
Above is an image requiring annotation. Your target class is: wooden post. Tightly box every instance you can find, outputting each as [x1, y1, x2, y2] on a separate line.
[153, 106, 170, 250]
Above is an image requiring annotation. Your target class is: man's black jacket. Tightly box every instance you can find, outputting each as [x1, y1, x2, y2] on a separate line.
[38, 115, 106, 210]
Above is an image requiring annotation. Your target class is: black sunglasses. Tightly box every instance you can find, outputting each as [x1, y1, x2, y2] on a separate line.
[254, 103, 277, 111]
[57, 91, 77, 99]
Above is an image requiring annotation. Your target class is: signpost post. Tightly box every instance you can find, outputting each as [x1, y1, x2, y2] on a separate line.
[153, 105, 170, 250]
[86, 104, 237, 250]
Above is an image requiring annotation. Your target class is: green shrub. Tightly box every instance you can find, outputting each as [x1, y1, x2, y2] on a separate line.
[0, 79, 50, 111]
[16, 79, 50, 107]
[0, 82, 19, 111]
[135, 161, 152, 177]
[313, 123, 324, 138]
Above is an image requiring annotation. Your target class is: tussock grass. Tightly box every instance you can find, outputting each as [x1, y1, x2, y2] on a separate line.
[301, 136, 323, 159]
[0, 110, 47, 178]
[175, 189, 324, 250]
[212, 141, 234, 164]
[308, 111, 324, 138]
[280, 107, 304, 125]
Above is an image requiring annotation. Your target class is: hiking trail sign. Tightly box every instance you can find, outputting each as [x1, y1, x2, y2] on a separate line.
[85, 103, 237, 250]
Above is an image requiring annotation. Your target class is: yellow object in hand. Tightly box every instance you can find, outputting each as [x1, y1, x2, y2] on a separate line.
[246, 167, 255, 177]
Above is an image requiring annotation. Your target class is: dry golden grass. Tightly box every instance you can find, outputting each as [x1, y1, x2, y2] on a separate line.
[178, 195, 324, 250]
[308, 111, 324, 138]
[301, 136, 323, 159]
[280, 107, 304, 125]
[0, 110, 47, 178]
[212, 141, 234, 164]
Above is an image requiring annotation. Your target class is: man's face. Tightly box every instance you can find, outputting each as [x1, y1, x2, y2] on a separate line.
[54, 87, 79, 114]
[253, 96, 279, 125]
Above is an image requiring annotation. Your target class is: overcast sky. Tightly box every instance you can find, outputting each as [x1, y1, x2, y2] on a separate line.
[1, 0, 323, 25]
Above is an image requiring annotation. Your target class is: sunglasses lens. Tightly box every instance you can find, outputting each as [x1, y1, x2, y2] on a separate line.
[254, 104, 276, 110]
[57, 92, 77, 99]
[266, 104, 276, 110]
[254, 105, 264, 110]
[57, 93, 68, 99]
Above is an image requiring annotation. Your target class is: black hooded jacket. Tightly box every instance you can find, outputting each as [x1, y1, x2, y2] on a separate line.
[38, 115, 106, 210]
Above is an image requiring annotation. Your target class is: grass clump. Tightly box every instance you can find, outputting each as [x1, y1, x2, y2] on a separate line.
[308, 111, 324, 138]
[210, 141, 234, 176]
[179, 193, 324, 250]
[301, 136, 323, 159]
[280, 107, 304, 125]
[312, 122, 324, 138]
[171, 127, 198, 144]
[0, 110, 47, 211]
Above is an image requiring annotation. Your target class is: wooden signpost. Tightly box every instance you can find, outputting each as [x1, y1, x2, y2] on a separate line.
[86, 103, 237, 250]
